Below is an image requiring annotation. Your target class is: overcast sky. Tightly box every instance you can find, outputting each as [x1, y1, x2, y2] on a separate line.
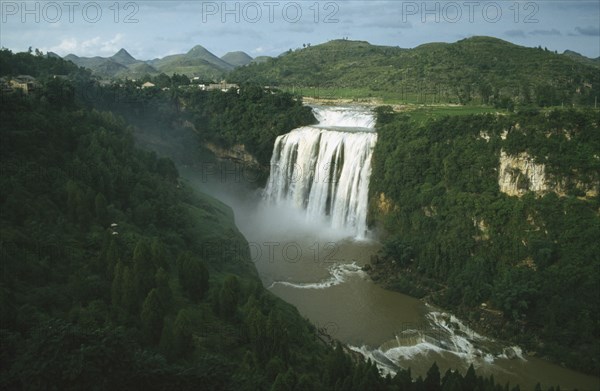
[1, 1, 599, 59]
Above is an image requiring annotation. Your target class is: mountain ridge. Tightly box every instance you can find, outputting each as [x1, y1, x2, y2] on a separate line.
[221, 51, 253, 67]
[63, 45, 250, 80]
[230, 36, 599, 106]
[59, 36, 600, 106]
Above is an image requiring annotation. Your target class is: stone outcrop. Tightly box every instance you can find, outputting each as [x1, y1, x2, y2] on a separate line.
[498, 149, 599, 198]
[204, 142, 262, 169]
[498, 150, 548, 197]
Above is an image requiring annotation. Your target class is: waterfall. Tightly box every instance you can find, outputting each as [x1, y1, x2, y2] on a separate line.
[264, 106, 377, 238]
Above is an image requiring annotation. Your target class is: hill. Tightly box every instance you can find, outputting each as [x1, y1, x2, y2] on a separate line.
[563, 49, 600, 69]
[251, 56, 271, 64]
[64, 52, 154, 79]
[63, 45, 233, 80]
[0, 51, 369, 390]
[149, 45, 233, 79]
[221, 51, 253, 67]
[110, 48, 140, 66]
[64, 54, 130, 78]
[370, 106, 600, 375]
[0, 48, 568, 391]
[230, 36, 600, 107]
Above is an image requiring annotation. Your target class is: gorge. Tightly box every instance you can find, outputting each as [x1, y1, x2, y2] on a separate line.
[214, 105, 600, 390]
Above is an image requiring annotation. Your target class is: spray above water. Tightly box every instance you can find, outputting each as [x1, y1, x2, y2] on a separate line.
[264, 106, 378, 239]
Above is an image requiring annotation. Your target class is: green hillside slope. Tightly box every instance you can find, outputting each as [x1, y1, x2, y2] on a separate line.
[369, 106, 600, 374]
[221, 51, 253, 67]
[231, 37, 600, 107]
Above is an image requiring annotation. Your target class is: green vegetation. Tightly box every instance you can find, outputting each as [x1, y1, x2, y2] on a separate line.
[0, 61, 324, 390]
[0, 48, 90, 79]
[221, 51, 254, 67]
[231, 37, 600, 107]
[76, 75, 316, 168]
[63, 46, 251, 80]
[370, 106, 600, 374]
[0, 49, 577, 391]
[184, 85, 316, 165]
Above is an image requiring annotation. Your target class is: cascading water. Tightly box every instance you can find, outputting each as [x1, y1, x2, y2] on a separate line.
[264, 106, 377, 238]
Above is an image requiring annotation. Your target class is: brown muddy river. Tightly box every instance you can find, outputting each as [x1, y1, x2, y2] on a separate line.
[225, 197, 600, 390]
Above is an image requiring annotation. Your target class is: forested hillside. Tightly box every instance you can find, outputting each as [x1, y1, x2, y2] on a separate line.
[73, 77, 315, 168]
[0, 49, 573, 390]
[230, 37, 599, 107]
[369, 107, 600, 374]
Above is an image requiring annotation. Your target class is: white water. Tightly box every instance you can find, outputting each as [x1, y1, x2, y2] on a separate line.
[312, 106, 376, 129]
[269, 262, 367, 290]
[264, 106, 377, 238]
[349, 306, 525, 377]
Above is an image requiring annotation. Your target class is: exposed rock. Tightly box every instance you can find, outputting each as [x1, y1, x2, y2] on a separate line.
[377, 192, 395, 215]
[204, 142, 262, 169]
[472, 218, 489, 241]
[498, 149, 599, 198]
[498, 149, 548, 197]
[422, 205, 437, 217]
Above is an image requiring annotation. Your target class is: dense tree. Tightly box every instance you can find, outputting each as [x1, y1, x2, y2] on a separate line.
[370, 107, 600, 375]
[133, 239, 156, 304]
[177, 252, 209, 302]
[0, 50, 559, 390]
[141, 288, 165, 345]
[173, 309, 194, 358]
[218, 275, 241, 319]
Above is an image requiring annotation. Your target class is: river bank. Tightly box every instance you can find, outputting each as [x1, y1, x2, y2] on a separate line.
[364, 251, 599, 380]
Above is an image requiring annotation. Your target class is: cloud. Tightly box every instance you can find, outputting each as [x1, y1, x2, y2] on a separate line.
[505, 30, 526, 38]
[529, 29, 561, 36]
[281, 24, 316, 33]
[574, 26, 600, 36]
[359, 19, 412, 30]
[46, 34, 124, 56]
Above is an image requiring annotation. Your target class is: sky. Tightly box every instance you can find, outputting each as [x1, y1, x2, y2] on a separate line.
[1, 1, 599, 60]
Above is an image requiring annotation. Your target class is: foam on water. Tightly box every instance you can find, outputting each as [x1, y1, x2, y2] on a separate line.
[268, 262, 366, 290]
[349, 307, 526, 376]
[264, 106, 378, 239]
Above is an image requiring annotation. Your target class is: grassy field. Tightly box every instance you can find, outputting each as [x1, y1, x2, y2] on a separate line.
[403, 105, 503, 123]
[287, 85, 463, 105]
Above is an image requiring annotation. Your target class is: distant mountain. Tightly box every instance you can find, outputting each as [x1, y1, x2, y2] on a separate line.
[63, 45, 234, 80]
[562, 50, 600, 69]
[118, 62, 159, 78]
[46, 52, 61, 59]
[110, 48, 139, 66]
[64, 54, 129, 78]
[230, 36, 599, 106]
[148, 45, 233, 79]
[64, 52, 158, 79]
[221, 51, 253, 67]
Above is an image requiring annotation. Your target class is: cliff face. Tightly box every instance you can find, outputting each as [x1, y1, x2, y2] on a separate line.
[204, 142, 262, 169]
[498, 149, 599, 198]
[498, 150, 548, 197]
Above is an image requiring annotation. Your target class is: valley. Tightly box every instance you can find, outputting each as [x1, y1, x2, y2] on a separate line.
[1, 31, 599, 390]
